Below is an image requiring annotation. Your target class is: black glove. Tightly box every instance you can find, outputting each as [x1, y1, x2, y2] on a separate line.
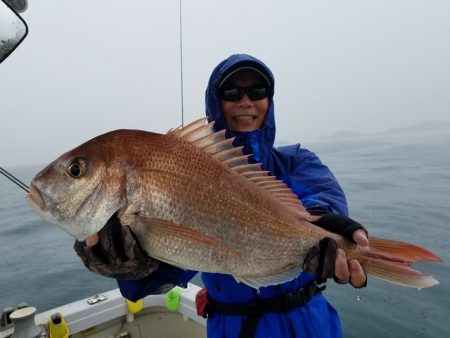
[310, 213, 368, 243]
[74, 213, 159, 280]
[302, 213, 368, 284]
[303, 237, 337, 282]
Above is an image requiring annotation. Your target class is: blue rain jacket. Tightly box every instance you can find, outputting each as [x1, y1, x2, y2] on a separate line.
[118, 54, 348, 338]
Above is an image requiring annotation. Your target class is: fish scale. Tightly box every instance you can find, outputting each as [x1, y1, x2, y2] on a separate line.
[26, 117, 442, 289]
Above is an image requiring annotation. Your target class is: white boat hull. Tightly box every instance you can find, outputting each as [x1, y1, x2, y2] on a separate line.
[1, 284, 206, 338]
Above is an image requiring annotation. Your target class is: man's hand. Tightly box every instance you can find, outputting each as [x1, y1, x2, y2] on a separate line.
[74, 213, 159, 280]
[333, 229, 368, 288]
[303, 214, 369, 288]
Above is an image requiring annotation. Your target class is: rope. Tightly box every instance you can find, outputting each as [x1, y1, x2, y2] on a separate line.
[0, 166, 30, 193]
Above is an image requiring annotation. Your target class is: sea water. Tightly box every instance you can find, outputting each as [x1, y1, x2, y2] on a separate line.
[1, 127, 449, 337]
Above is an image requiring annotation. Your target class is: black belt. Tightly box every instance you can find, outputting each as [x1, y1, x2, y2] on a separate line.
[204, 279, 325, 338]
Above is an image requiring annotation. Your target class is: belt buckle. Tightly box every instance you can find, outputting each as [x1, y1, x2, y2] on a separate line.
[285, 289, 304, 310]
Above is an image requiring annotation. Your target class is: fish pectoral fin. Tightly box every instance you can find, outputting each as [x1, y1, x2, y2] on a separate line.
[137, 217, 238, 254]
[235, 263, 303, 289]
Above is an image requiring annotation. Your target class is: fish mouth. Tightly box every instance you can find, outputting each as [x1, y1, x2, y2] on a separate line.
[26, 182, 107, 244]
[26, 183, 45, 210]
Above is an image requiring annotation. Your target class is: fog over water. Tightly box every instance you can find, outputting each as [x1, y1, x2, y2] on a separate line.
[1, 0, 449, 165]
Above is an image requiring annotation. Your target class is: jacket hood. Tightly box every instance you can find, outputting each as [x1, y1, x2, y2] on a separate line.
[205, 54, 276, 164]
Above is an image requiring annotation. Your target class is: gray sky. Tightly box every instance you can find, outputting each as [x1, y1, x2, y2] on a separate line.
[1, 0, 449, 166]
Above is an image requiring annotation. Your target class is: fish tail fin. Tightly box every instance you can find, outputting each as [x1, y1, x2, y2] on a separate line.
[359, 237, 442, 289]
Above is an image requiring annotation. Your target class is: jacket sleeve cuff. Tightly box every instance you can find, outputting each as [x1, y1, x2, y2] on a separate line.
[117, 262, 197, 302]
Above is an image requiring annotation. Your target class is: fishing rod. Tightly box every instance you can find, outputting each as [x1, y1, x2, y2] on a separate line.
[179, 0, 184, 127]
[2, 5, 185, 192]
[0, 166, 30, 193]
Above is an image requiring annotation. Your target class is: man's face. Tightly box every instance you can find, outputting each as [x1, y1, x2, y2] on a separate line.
[219, 70, 270, 132]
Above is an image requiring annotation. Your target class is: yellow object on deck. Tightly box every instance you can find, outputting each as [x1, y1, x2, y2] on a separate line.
[127, 299, 143, 314]
[48, 312, 69, 338]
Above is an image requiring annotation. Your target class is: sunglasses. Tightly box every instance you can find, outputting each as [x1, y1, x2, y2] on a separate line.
[218, 86, 270, 102]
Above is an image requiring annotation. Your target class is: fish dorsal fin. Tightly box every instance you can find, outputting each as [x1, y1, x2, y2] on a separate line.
[168, 118, 309, 216]
[167, 117, 209, 138]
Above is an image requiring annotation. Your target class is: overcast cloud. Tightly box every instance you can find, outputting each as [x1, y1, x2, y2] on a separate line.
[1, 0, 449, 166]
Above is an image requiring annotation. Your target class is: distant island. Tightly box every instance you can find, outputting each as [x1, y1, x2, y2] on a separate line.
[276, 120, 450, 146]
[325, 120, 450, 140]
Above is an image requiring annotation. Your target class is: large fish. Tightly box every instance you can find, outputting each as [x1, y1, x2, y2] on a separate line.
[26, 118, 442, 288]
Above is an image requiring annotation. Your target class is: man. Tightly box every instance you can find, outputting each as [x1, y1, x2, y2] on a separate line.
[75, 54, 368, 338]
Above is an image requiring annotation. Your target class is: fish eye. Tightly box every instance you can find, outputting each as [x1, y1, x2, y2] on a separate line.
[66, 158, 86, 178]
